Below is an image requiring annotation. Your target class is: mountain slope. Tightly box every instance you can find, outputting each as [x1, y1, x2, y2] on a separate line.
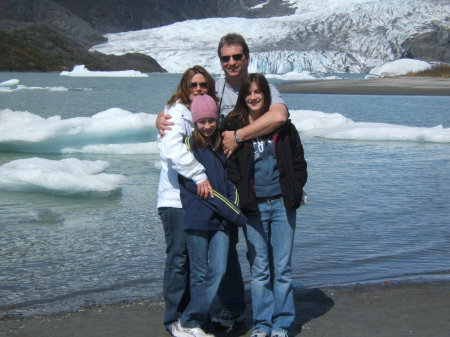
[0, 0, 294, 71]
[0, 24, 165, 72]
[0, 0, 448, 73]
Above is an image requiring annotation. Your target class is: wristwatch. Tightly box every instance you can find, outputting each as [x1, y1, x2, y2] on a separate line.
[234, 130, 243, 144]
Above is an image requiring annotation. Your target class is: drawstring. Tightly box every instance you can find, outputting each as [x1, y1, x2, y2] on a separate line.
[218, 79, 226, 128]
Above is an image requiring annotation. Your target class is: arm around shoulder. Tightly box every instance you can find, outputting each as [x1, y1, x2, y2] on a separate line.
[237, 103, 288, 141]
[159, 104, 206, 183]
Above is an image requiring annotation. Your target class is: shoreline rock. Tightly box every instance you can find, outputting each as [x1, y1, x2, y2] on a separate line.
[277, 76, 450, 96]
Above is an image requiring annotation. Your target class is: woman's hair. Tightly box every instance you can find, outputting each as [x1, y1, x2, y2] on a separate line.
[192, 121, 222, 151]
[224, 73, 271, 127]
[167, 65, 216, 107]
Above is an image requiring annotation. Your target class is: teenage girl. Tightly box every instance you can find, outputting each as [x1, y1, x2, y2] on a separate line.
[223, 73, 307, 337]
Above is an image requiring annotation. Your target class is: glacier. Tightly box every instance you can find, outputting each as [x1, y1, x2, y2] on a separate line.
[90, 0, 450, 74]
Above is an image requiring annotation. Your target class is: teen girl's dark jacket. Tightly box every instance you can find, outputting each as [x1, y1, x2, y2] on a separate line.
[224, 119, 307, 216]
[178, 136, 247, 231]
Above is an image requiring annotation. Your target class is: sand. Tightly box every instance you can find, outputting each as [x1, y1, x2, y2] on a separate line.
[1, 281, 449, 337]
[276, 77, 450, 96]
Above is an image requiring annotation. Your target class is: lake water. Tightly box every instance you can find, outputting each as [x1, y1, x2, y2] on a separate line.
[0, 72, 449, 318]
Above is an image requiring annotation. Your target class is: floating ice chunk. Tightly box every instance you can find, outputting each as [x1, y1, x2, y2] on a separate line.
[0, 79, 69, 92]
[0, 157, 125, 196]
[0, 108, 158, 154]
[266, 71, 318, 81]
[0, 79, 19, 86]
[60, 65, 149, 77]
[290, 109, 450, 143]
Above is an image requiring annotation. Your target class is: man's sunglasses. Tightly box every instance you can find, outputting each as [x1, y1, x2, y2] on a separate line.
[190, 82, 208, 88]
[220, 54, 244, 63]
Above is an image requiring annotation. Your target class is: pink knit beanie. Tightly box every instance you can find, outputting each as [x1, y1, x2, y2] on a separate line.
[191, 95, 218, 123]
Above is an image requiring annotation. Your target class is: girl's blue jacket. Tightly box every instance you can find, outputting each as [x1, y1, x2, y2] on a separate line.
[178, 136, 247, 231]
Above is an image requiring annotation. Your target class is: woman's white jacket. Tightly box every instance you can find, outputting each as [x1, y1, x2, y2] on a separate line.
[157, 101, 206, 208]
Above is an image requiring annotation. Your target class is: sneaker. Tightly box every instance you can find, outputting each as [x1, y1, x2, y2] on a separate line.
[212, 310, 244, 328]
[251, 329, 268, 337]
[271, 330, 288, 337]
[176, 321, 215, 337]
[167, 321, 195, 337]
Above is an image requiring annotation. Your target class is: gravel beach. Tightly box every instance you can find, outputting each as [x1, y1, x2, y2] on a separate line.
[1, 281, 449, 337]
[277, 77, 450, 96]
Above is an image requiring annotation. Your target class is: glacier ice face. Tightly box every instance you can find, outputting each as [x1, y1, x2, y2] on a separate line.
[91, 0, 450, 74]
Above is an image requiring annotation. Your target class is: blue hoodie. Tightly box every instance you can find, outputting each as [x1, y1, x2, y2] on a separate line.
[178, 136, 247, 231]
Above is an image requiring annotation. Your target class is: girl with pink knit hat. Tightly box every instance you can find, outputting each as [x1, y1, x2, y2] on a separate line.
[177, 94, 246, 337]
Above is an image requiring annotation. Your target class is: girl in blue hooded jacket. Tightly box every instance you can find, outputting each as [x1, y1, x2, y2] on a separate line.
[177, 94, 246, 337]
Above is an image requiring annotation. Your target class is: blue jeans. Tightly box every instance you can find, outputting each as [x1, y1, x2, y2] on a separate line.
[217, 225, 246, 315]
[181, 229, 230, 328]
[158, 207, 190, 327]
[244, 197, 296, 334]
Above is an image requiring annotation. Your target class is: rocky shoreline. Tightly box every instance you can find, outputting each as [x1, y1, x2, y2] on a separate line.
[277, 76, 450, 96]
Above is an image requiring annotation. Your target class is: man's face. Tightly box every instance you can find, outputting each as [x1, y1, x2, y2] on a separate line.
[219, 44, 249, 79]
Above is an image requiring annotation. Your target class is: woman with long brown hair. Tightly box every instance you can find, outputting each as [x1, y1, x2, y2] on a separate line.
[157, 66, 217, 337]
[223, 73, 308, 337]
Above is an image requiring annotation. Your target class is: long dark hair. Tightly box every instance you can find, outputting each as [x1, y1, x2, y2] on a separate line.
[167, 65, 216, 108]
[224, 73, 271, 127]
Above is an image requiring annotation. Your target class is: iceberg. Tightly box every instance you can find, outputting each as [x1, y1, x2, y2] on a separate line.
[0, 108, 157, 154]
[60, 65, 149, 77]
[0, 157, 125, 196]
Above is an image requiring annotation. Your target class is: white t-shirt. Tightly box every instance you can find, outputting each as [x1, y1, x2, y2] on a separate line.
[215, 77, 285, 118]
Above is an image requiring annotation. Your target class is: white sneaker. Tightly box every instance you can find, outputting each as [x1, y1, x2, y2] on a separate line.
[251, 329, 268, 337]
[271, 330, 288, 337]
[167, 320, 201, 337]
[176, 321, 215, 337]
[212, 310, 244, 328]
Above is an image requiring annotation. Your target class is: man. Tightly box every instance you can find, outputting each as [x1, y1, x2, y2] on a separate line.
[215, 33, 288, 158]
[211, 33, 288, 330]
[156, 33, 288, 330]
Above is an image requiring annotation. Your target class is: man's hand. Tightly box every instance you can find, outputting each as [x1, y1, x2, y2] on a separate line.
[222, 130, 239, 158]
[155, 112, 174, 137]
[197, 179, 214, 199]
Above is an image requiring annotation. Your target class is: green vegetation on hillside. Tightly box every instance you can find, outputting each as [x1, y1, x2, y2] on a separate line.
[0, 24, 165, 72]
[0, 24, 101, 71]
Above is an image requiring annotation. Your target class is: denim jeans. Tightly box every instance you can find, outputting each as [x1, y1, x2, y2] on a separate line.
[217, 225, 246, 315]
[244, 197, 296, 334]
[180, 229, 230, 328]
[158, 207, 190, 327]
